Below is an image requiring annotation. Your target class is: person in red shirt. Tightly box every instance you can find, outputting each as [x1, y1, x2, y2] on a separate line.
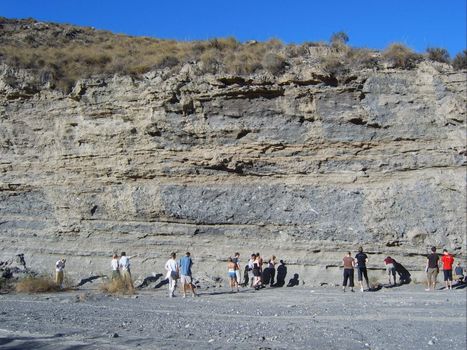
[384, 256, 397, 285]
[441, 249, 454, 290]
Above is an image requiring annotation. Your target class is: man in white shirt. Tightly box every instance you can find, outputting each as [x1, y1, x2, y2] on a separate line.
[119, 252, 134, 291]
[55, 258, 66, 288]
[165, 252, 179, 297]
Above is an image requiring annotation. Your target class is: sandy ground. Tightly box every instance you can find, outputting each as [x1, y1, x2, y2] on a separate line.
[0, 283, 465, 350]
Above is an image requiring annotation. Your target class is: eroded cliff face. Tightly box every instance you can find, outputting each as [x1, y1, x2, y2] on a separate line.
[0, 61, 465, 282]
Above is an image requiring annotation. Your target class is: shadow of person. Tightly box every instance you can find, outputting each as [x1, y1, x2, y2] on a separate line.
[75, 275, 104, 287]
[154, 278, 169, 289]
[273, 261, 287, 287]
[137, 273, 164, 289]
[368, 284, 383, 292]
[287, 273, 299, 287]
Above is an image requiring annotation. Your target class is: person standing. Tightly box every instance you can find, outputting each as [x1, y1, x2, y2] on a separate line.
[268, 255, 277, 287]
[119, 252, 134, 291]
[227, 257, 239, 292]
[232, 252, 241, 286]
[179, 252, 197, 297]
[55, 258, 66, 288]
[440, 249, 454, 290]
[275, 260, 287, 287]
[342, 252, 355, 292]
[165, 252, 179, 298]
[425, 246, 439, 291]
[253, 254, 262, 289]
[111, 254, 120, 280]
[355, 247, 369, 292]
[247, 254, 256, 287]
[384, 256, 397, 285]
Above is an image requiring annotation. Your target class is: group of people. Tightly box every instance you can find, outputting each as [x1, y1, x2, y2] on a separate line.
[425, 247, 464, 291]
[227, 252, 288, 292]
[110, 252, 134, 290]
[52, 246, 464, 295]
[164, 252, 198, 298]
[341, 246, 465, 293]
[341, 247, 375, 292]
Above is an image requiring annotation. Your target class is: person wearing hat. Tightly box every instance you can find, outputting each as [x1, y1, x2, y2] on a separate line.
[55, 258, 66, 288]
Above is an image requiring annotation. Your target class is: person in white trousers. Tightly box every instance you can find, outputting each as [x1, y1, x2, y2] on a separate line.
[165, 252, 179, 297]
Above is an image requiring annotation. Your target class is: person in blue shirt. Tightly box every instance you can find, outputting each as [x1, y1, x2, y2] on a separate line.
[179, 252, 197, 297]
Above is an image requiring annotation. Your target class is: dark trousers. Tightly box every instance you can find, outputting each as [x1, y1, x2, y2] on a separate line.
[269, 268, 275, 286]
[357, 267, 369, 284]
[343, 269, 354, 287]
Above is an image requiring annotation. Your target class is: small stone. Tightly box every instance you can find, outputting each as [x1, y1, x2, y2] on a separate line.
[110, 333, 119, 338]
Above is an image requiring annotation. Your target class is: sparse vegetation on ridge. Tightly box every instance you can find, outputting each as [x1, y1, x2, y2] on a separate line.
[0, 17, 465, 93]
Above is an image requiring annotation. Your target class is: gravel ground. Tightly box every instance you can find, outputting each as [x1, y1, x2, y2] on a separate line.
[0, 284, 465, 350]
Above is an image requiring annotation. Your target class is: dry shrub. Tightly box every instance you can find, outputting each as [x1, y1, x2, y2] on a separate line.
[321, 53, 346, 76]
[382, 43, 422, 69]
[452, 50, 467, 70]
[200, 49, 221, 73]
[426, 47, 450, 63]
[262, 52, 286, 75]
[15, 275, 61, 293]
[100, 278, 135, 295]
[346, 48, 378, 69]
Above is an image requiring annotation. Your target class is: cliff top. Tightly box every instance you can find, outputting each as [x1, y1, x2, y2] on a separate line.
[0, 17, 465, 92]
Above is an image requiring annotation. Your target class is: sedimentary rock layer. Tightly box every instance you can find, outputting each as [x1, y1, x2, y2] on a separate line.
[0, 60, 465, 282]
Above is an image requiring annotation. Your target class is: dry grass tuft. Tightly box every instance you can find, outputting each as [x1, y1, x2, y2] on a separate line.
[15, 275, 61, 293]
[382, 43, 422, 69]
[100, 278, 135, 295]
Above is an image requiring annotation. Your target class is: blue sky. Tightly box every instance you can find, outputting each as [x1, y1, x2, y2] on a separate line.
[1, 0, 465, 56]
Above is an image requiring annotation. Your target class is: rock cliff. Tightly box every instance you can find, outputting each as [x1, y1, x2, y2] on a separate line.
[0, 32, 465, 283]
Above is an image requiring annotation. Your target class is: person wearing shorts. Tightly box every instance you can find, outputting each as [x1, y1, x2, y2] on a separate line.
[355, 247, 369, 292]
[425, 247, 439, 291]
[179, 252, 197, 297]
[384, 256, 397, 285]
[227, 257, 239, 292]
[441, 249, 454, 290]
[342, 252, 355, 292]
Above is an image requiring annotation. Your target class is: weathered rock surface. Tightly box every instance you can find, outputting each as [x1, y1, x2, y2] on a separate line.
[0, 57, 465, 282]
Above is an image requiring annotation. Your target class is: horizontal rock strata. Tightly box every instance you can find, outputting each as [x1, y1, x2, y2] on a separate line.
[0, 60, 465, 283]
